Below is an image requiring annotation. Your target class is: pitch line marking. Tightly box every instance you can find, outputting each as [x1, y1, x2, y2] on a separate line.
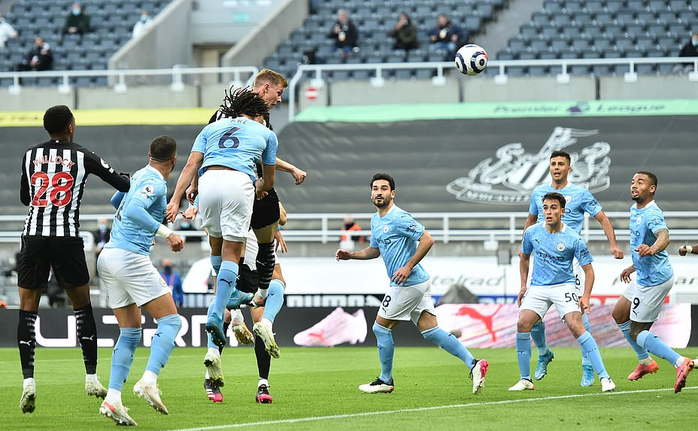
[164, 386, 698, 431]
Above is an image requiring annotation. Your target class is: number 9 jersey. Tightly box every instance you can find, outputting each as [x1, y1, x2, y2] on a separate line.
[20, 139, 130, 237]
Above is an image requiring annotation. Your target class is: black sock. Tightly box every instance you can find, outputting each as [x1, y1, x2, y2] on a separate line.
[255, 335, 271, 380]
[74, 303, 98, 374]
[255, 242, 276, 290]
[18, 310, 38, 379]
[218, 321, 231, 355]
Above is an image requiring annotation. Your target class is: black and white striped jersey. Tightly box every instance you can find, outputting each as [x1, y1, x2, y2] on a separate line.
[20, 140, 130, 237]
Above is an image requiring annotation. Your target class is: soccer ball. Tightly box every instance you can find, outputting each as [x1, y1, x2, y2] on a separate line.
[455, 44, 488, 76]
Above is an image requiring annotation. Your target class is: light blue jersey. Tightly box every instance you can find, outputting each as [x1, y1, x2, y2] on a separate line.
[629, 201, 673, 286]
[529, 183, 602, 233]
[105, 165, 167, 255]
[370, 205, 429, 287]
[192, 117, 278, 182]
[522, 222, 594, 286]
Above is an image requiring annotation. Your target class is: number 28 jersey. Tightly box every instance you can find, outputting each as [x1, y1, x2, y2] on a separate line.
[20, 140, 130, 237]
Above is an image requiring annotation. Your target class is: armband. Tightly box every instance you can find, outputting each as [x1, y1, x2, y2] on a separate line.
[687, 245, 694, 254]
[156, 225, 173, 238]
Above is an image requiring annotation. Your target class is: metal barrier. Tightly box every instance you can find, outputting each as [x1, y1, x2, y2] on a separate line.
[0, 65, 259, 95]
[2, 211, 698, 244]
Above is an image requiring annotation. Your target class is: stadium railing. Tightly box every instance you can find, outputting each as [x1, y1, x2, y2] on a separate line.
[2, 211, 698, 244]
[0, 65, 259, 95]
[288, 57, 698, 121]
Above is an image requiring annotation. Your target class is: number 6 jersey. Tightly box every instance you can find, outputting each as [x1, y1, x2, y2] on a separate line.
[20, 139, 130, 237]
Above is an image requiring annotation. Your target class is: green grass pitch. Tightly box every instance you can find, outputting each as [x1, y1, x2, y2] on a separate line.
[1, 346, 697, 430]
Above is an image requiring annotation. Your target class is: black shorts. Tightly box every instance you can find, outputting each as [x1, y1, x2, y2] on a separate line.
[250, 188, 280, 230]
[237, 264, 260, 294]
[17, 236, 90, 290]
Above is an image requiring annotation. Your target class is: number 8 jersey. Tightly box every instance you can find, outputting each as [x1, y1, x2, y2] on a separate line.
[20, 139, 130, 237]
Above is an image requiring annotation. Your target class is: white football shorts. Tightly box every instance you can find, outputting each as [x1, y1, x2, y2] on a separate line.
[521, 282, 583, 320]
[198, 169, 254, 242]
[378, 279, 436, 325]
[622, 276, 674, 323]
[98, 248, 171, 309]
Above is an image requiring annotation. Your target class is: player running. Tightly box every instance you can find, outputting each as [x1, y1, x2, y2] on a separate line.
[337, 173, 489, 395]
[611, 171, 694, 392]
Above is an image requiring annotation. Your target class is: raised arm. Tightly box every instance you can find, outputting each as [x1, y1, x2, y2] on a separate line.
[275, 157, 306, 185]
[166, 152, 203, 222]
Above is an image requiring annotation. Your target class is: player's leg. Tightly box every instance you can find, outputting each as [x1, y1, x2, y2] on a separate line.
[564, 311, 614, 391]
[16, 236, 50, 413]
[360, 283, 425, 394]
[253, 264, 284, 359]
[250, 192, 280, 300]
[101, 304, 141, 426]
[53, 236, 103, 394]
[416, 308, 488, 394]
[509, 309, 539, 391]
[612, 289, 656, 380]
[628, 277, 693, 392]
[63, 283, 107, 398]
[530, 316, 554, 381]
[137, 292, 181, 414]
[572, 261, 595, 387]
[207, 238, 244, 346]
[251, 306, 273, 403]
[17, 287, 41, 414]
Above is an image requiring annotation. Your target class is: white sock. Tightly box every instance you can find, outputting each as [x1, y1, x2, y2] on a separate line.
[261, 318, 273, 332]
[23, 378, 35, 390]
[258, 378, 269, 388]
[205, 370, 210, 379]
[208, 347, 220, 357]
[639, 357, 652, 366]
[142, 370, 158, 386]
[106, 388, 121, 404]
[675, 357, 685, 368]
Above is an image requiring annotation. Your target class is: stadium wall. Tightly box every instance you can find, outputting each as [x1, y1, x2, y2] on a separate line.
[2, 75, 698, 112]
[0, 305, 695, 348]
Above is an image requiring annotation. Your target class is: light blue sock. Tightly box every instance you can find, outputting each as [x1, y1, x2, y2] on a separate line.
[422, 326, 476, 368]
[210, 255, 222, 275]
[516, 332, 532, 380]
[146, 314, 182, 375]
[530, 320, 549, 356]
[618, 321, 650, 360]
[262, 279, 285, 324]
[109, 327, 141, 391]
[206, 301, 217, 349]
[577, 331, 609, 378]
[637, 330, 681, 366]
[372, 322, 394, 383]
[213, 260, 238, 319]
[581, 313, 592, 366]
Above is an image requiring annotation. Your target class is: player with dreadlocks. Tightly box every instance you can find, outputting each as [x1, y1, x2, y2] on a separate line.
[166, 87, 278, 370]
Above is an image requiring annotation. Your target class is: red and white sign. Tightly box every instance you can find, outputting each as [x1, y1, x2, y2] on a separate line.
[305, 86, 318, 101]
